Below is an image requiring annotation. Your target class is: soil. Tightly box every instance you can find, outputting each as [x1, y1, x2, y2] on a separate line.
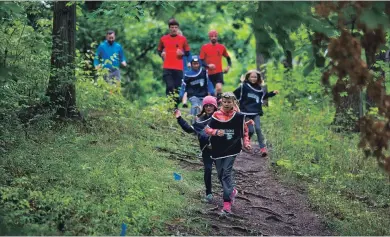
[173, 144, 333, 236]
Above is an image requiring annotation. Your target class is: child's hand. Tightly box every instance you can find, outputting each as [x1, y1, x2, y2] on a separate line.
[245, 144, 252, 150]
[245, 119, 255, 126]
[208, 64, 216, 70]
[174, 109, 181, 118]
[216, 129, 225, 136]
[273, 90, 279, 94]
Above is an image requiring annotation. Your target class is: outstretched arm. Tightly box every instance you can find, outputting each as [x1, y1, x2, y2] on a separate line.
[175, 110, 196, 134]
[263, 90, 279, 100]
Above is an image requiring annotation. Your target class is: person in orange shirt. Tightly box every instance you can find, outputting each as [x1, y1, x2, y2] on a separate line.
[200, 30, 232, 101]
[157, 18, 191, 109]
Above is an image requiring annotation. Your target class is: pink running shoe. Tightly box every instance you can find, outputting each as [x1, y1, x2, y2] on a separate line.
[220, 201, 232, 215]
[230, 188, 238, 205]
[260, 147, 268, 157]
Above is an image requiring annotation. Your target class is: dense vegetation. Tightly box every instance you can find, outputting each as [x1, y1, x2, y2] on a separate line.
[1, 1, 390, 235]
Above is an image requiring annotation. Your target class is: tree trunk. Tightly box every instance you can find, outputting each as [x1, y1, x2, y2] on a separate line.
[85, 1, 102, 11]
[311, 32, 326, 68]
[362, 28, 387, 113]
[284, 50, 293, 69]
[365, 47, 377, 111]
[332, 85, 361, 132]
[46, 1, 78, 119]
[256, 52, 265, 72]
[254, 33, 269, 107]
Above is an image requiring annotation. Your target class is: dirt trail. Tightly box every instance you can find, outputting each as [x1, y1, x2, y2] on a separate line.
[189, 144, 332, 236]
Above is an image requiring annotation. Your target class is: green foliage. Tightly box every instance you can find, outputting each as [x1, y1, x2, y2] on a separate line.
[77, 1, 259, 103]
[359, 2, 390, 30]
[0, 73, 204, 235]
[0, 2, 52, 153]
[2, 1, 390, 235]
[262, 63, 390, 235]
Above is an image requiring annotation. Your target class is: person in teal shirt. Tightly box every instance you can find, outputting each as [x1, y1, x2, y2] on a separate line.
[94, 30, 127, 83]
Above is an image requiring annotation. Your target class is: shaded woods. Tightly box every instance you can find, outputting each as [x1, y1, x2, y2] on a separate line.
[1, 1, 390, 235]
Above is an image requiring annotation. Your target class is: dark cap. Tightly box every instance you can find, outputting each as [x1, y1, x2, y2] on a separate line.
[191, 55, 200, 63]
[168, 18, 179, 27]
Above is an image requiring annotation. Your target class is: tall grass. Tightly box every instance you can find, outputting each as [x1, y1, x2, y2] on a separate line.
[262, 64, 390, 235]
[0, 77, 205, 235]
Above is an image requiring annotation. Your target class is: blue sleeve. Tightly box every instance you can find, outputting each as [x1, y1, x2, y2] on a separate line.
[233, 85, 241, 100]
[94, 44, 102, 67]
[264, 91, 276, 100]
[183, 51, 192, 70]
[187, 51, 192, 64]
[177, 117, 196, 134]
[119, 44, 126, 63]
[206, 73, 215, 95]
[179, 82, 186, 98]
[183, 76, 189, 92]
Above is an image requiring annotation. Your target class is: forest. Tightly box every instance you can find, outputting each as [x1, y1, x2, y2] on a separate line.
[1, 1, 390, 235]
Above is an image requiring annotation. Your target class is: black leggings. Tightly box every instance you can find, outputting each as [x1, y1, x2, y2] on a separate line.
[202, 149, 214, 195]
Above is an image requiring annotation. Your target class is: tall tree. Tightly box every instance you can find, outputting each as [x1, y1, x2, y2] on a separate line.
[46, 1, 78, 118]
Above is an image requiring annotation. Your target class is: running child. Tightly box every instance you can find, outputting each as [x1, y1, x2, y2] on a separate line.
[181, 55, 212, 120]
[179, 56, 215, 105]
[233, 69, 279, 157]
[175, 96, 218, 203]
[205, 92, 251, 214]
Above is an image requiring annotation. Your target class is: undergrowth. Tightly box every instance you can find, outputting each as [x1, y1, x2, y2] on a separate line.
[0, 78, 207, 235]
[262, 64, 390, 235]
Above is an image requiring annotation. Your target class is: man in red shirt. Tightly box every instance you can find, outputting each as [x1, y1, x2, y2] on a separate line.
[200, 30, 232, 101]
[157, 18, 191, 108]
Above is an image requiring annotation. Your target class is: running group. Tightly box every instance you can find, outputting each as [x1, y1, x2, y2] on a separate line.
[159, 19, 280, 215]
[94, 18, 280, 215]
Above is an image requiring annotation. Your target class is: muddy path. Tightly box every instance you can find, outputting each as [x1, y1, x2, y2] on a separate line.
[182, 144, 333, 236]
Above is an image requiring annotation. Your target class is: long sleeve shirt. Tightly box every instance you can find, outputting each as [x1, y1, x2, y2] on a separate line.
[205, 108, 250, 147]
[94, 40, 126, 70]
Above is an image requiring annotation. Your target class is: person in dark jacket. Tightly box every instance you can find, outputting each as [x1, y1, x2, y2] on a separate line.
[174, 96, 218, 203]
[182, 55, 212, 122]
[233, 70, 279, 157]
[205, 92, 252, 215]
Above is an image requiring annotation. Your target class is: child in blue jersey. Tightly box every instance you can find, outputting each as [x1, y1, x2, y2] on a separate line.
[233, 70, 279, 157]
[182, 56, 215, 122]
[174, 96, 218, 203]
[180, 57, 215, 105]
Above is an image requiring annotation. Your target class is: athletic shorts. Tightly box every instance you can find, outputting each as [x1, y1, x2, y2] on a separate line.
[208, 72, 224, 87]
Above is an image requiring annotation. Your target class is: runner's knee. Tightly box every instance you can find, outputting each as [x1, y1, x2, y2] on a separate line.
[216, 83, 223, 92]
